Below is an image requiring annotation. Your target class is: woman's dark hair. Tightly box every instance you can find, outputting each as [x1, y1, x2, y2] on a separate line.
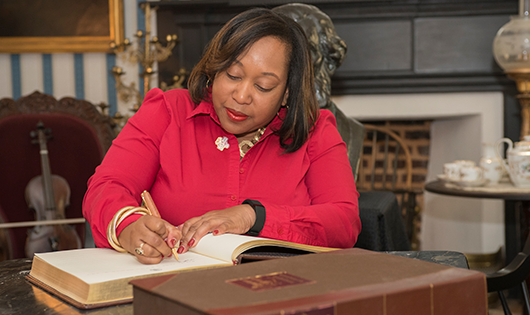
[188, 8, 319, 153]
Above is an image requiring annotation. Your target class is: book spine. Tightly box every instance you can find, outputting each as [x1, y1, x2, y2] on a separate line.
[206, 273, 487, 315]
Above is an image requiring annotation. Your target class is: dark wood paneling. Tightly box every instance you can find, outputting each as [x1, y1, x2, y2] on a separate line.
[335, 20, 412, 72]
[415, 15, 510, 73]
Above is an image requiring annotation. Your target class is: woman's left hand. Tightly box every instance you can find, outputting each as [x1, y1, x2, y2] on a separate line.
[177, 205, 256, 254]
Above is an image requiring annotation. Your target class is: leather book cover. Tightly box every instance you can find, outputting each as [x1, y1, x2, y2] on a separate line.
[131, 248, 487, 315]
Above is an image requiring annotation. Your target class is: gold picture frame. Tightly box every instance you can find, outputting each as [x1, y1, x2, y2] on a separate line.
[0, 0, 124, 53]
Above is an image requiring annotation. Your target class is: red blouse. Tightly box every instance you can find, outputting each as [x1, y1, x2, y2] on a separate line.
[83, 88, 360, 249]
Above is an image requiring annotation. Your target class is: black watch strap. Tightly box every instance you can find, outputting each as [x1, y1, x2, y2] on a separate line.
[243, 199, 266, 236]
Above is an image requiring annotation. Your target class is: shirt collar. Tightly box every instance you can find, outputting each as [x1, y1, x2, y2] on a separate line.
[187, 97, 221, 125]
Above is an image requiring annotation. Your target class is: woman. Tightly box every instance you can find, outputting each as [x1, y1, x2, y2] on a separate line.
[83, 8, 361, 264]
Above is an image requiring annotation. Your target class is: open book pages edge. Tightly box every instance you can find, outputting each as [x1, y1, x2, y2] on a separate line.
[27, 271, 131, 308]
[30, 255, 91, 304]
[190, 233, 337, 263]
[30, 248, 231, 304]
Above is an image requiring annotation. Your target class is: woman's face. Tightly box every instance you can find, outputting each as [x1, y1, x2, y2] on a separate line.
[212, 36, 289, 140]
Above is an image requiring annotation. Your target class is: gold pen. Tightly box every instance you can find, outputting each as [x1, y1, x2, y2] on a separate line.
[141, 190, 179, 261]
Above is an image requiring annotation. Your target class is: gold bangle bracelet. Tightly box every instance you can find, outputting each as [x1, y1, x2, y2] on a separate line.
[107, 206, 134, 252]
[107, 206, 151, 252]
[107, 206, 135, 251]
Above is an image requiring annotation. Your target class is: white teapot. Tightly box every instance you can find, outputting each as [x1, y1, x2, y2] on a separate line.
[495, 136, 530, 187]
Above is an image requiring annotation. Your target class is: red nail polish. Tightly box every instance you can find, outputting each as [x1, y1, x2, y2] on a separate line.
[177, 246, 184, 254]
[188, 238, 195, 247]
[170, 238, 177, 248]
[213, 230, 219, 235]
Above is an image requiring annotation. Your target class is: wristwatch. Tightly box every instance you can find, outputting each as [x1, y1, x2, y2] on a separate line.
[243, 199, 266, 236]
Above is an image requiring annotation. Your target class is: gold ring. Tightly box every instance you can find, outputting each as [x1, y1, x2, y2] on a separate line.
[135, 243, 144, 255]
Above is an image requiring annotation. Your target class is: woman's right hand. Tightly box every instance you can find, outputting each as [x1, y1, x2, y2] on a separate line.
[118, 215, 182, 264]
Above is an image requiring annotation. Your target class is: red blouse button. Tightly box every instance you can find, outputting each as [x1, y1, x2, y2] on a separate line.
[231, 195, 237, 201]
[277, 228, 283, 235]
[239, 168, 244, 174]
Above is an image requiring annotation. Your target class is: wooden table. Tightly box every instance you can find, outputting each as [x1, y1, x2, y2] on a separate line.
[0, 250, 470, 315]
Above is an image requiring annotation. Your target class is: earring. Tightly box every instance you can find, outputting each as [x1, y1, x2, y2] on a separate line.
[206, 79, 210, 88]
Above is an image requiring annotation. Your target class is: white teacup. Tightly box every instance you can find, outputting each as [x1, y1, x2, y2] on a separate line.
[454, 160, 476, 168]
[460, 166, 483, 182]
[444, 163, 461, 181]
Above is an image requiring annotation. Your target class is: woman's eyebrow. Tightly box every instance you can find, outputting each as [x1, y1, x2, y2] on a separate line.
[261, 72, 280, 80]
[233, 60, 281, 80]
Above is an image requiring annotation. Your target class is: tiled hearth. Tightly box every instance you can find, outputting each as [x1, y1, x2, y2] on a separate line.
[359, 120, 431, 192]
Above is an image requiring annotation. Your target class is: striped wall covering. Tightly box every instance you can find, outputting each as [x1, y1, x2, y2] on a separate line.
[0, 0, 158, 116]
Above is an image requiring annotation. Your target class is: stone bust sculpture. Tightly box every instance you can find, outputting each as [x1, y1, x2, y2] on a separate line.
[273, 3, 365, 179]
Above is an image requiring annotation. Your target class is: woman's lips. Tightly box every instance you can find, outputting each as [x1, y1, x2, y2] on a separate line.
[226, 108, 248, 121]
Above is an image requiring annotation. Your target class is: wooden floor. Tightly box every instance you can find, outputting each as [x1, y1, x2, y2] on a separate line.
[489, 296, 523, 315]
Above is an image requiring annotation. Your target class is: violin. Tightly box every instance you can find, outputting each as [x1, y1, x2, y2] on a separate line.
[25, 121, 82, 257]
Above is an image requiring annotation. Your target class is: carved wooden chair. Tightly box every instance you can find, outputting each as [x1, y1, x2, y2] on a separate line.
[0, 91, 115, 259]
[357, 123, 421, 248]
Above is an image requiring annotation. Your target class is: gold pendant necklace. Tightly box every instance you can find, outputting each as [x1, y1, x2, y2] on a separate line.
[239, 128, 265, 158]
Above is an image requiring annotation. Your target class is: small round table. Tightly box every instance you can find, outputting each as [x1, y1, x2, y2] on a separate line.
[425, 179, 530, 315]
[425, 180, 530, 201]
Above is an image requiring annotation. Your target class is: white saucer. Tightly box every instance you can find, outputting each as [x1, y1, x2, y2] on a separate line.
[453, 178, 489, 187]
[436, 174, 454, 182]
[436, 174, 489, 187]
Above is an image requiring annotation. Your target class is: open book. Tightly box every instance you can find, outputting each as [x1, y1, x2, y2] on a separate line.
[26, 233, 335, 309]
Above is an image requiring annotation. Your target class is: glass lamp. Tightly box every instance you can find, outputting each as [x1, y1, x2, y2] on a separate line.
[493, 0, 530, 139]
